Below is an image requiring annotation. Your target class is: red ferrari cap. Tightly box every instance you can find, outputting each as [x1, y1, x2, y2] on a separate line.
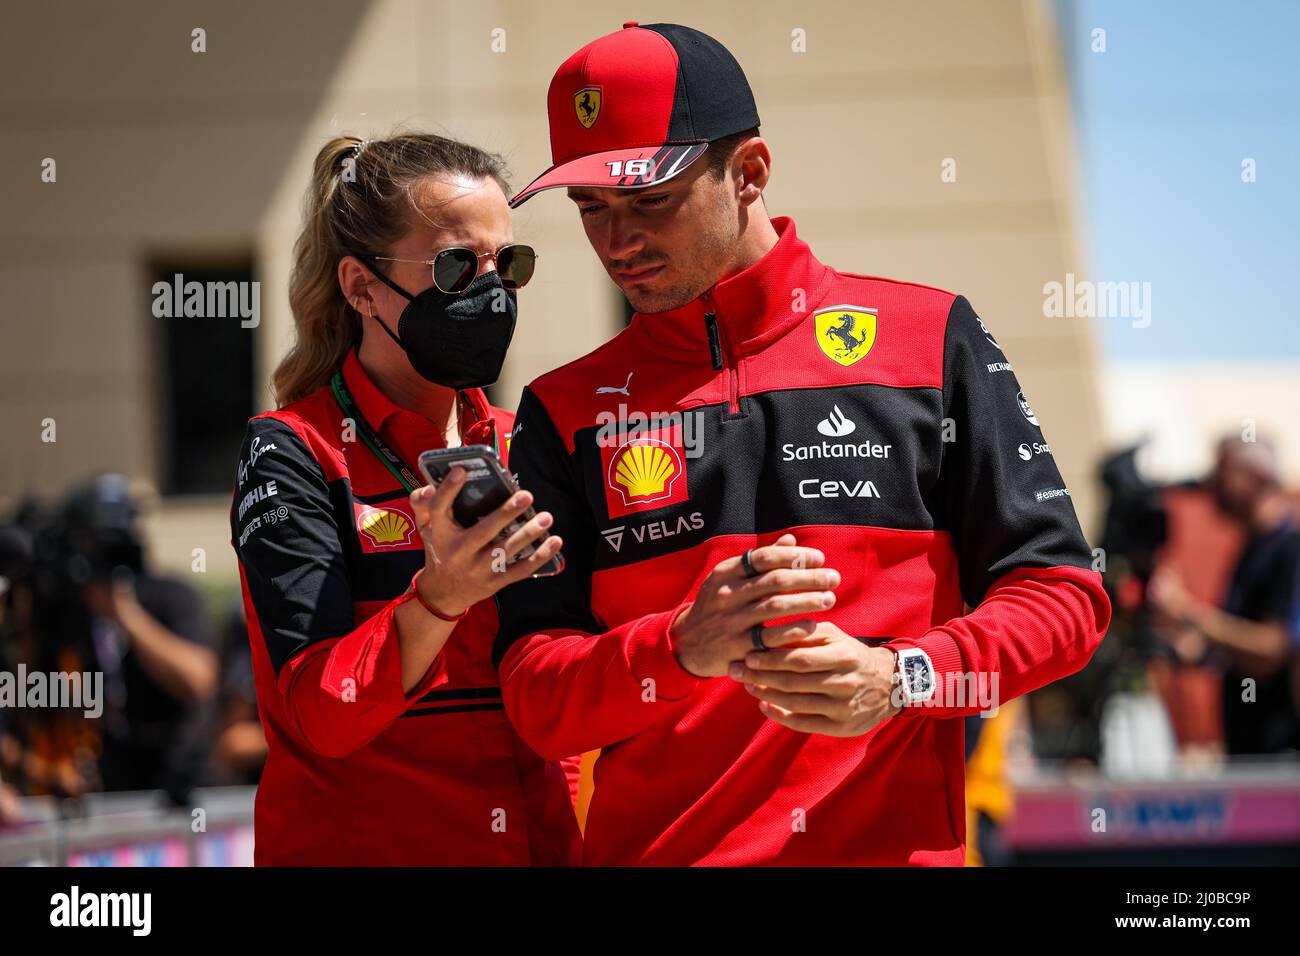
[509, 22, 761, 208]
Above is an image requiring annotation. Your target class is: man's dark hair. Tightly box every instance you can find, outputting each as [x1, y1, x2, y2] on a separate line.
[704, 127, 760, 179]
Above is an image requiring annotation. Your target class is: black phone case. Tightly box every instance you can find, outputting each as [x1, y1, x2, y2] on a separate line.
[417, 446, 564, 577]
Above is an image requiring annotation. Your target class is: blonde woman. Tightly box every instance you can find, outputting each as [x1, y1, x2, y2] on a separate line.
[230, 133, 579, 865]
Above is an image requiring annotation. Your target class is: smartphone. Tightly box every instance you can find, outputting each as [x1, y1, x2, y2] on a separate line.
[417, 445, 564, 577]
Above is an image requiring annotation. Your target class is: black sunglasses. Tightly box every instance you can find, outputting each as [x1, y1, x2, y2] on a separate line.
[363, 243, 537, 294]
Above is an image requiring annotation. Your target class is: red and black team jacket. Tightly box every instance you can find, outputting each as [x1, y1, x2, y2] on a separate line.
[230, 347, 581, 866]
[494, 216, 1112, 866]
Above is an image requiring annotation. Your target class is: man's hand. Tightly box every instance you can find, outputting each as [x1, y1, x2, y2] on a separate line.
[728, 622, 901, 736]
[84, 577, 218, 705]
[1148, 568, 1213, 662]
[0, 781, 23, 826]
[83, 578, 143, 629]
[671, 534, 840, 678]
[1168, 624, 1210, 664]
[1150, 565, 1289, 669]
[1149, 566, 1209, 628]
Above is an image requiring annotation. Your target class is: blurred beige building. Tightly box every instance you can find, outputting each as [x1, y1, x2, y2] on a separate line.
[1, 0, 1108, 582]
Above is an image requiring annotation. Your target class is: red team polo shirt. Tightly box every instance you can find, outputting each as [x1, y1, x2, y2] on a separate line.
[231, 347, 581, 865]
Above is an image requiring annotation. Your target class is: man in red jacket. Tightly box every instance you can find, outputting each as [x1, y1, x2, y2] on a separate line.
[495, 21, 1111, 865]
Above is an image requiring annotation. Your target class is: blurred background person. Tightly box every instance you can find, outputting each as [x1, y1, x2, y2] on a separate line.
[2, 501, 107, 800]
[1141, 452, 1245, 765]
[210, 599, 266, 786]
[0, 478, 218, 806]
[63, 474, 219, 802]
[1149, 436, 1300, 756]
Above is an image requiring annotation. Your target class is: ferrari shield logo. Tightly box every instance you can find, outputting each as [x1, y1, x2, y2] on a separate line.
[574, 87, 601, 128]
[815, 306, 877, 367]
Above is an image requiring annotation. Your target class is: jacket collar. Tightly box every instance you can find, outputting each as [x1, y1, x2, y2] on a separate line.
[340, 346, 406, 433]
[339, 347, 498, 458]
[630, 216, 835, 356]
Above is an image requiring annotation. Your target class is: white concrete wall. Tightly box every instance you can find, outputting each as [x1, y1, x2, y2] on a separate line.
[1, 0, 1108, 575]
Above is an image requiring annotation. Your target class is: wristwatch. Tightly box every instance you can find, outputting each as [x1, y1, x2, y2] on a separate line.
[893, 647, 936, 707]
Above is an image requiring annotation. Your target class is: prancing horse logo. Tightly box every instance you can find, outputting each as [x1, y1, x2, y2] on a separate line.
[814, 306, 878, 367]
[575, 87, 602, 128]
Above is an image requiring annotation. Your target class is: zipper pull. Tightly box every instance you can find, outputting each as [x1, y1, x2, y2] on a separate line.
[704, 311, 723, 371]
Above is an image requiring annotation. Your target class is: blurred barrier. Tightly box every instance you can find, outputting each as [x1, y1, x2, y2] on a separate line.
[0, 787, 255, 867]
[3, 768, 1298, 866]
[1007, 760, 1300, 865]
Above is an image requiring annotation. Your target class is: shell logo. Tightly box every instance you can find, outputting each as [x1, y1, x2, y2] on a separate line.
[357, 507, 415, 549]
[608, 438, 682, 506]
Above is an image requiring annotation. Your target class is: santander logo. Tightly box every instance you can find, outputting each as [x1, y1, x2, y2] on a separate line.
[817, 405, 856, 438]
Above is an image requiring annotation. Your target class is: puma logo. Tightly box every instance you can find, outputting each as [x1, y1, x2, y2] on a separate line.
[596, 372, 633, 396]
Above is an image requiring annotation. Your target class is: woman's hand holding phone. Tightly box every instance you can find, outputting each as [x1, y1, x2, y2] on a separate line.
[407, 466, 564, 617]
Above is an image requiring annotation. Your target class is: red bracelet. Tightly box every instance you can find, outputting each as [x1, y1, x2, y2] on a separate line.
[406, 569, 470, 622]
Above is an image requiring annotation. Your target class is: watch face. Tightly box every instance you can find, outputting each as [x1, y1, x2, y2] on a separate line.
[903, 652, 934, 697]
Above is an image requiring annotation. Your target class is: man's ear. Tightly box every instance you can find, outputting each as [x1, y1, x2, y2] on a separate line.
[734, 136, 772, 206]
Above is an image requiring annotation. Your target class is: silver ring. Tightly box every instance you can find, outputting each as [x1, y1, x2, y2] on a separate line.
[750, 624, 768, 652]
[741, 548, 759, 578]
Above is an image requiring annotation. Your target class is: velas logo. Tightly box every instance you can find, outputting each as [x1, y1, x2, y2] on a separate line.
[354, 501, 418, 552]
[601, 511, 704, 553]
[602, 434, 689, 519]
[574, 87, 602, 128]
[814, 306, 877, 367]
